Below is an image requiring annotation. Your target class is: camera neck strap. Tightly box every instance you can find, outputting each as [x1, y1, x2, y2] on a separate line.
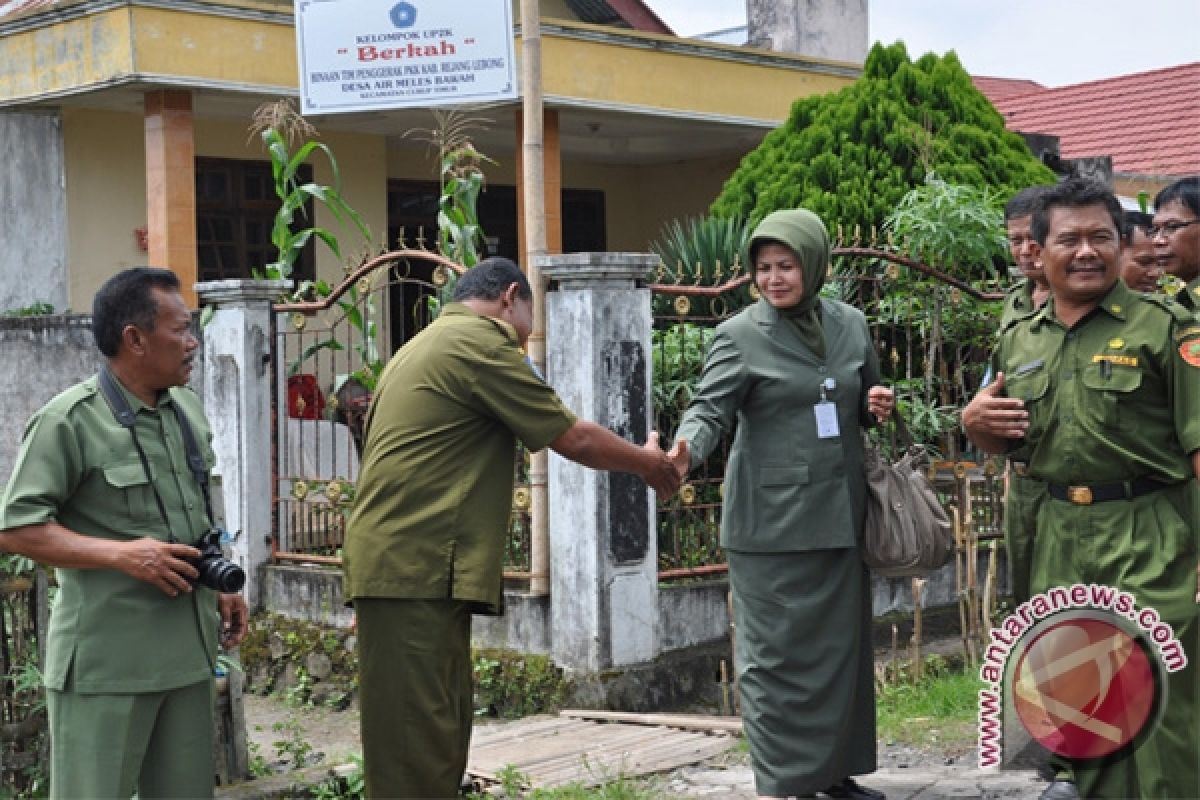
[96, 368, 215, 538]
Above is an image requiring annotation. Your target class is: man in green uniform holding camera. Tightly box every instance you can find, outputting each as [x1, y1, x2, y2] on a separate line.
[966, 179, 1200, 800]
[344, 257, 680, 799]
[0, 268, 249, 799]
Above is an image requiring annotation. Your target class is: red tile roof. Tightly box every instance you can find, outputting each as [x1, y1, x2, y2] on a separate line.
[980, 63, 1200, 177]
[971, 75, 1045, 101]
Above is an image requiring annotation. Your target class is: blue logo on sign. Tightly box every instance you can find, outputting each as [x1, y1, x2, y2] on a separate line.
[390, 2, 417, 28]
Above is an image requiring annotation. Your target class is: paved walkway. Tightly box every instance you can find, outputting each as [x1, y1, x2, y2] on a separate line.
[218, 760, 1046, 799]
[666, 763, 1044, 798]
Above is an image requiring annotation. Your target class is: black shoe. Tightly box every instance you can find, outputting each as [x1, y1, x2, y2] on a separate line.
[1038, 781, 1080, 800]
[821, 777, 886, 800]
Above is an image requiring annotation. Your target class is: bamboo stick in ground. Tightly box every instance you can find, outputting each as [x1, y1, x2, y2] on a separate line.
[911, 577, 925, 682]
[983, 539, 999, 632]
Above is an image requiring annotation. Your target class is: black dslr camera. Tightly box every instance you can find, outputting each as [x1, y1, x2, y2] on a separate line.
[190, 529, 245, 593]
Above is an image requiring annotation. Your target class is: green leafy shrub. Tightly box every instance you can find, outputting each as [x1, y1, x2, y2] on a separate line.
[710, 42, 1055, 235]
[472, 649, 571, 719]
[649, 216, 754, 318]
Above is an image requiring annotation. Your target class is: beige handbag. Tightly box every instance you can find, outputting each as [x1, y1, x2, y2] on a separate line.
[861, 414, 954, 577]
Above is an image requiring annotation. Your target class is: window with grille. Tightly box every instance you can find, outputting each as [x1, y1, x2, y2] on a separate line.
[195, 158, 316, 282]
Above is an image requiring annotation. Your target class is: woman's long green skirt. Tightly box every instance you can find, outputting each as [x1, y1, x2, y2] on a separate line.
[728, 548, 877, 797]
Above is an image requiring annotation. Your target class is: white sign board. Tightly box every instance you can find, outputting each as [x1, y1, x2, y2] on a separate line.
[294, 0, 519, 114]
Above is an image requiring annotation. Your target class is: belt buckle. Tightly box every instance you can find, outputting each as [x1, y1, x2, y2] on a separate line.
[1067, 486, 1093, 505]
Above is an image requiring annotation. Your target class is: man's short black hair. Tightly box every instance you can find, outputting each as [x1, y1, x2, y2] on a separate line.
[1154, 176, 1200, 218]
[1030, 179, 1123, 245]
[92, 267, 181, 357]
[1004, 186, 1047, 222]
[452, 257, 532, 303]
[1121, 211, 1153, 245]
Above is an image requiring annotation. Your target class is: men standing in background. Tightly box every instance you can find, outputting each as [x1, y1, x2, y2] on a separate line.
[1119, 211, 1163, 293]
[962, 185, 1050, 603]
[964, 179, 1199, 800]
[1152, 176, 1200, 313]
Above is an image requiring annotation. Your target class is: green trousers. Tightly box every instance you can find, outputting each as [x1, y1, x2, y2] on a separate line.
[47, 678, 215, 799]
[355, 598, 473, 800]
[1030, 484, 1198, 799]
[1004, 470, 1044, 605]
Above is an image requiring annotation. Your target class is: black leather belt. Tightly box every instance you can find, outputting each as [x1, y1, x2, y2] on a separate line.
[1047, 477, 1169, 505]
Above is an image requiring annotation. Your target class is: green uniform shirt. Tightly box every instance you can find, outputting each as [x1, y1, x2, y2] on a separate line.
[343, 304, 576, 613]
[995, 281, 1200, 800]
[996, 278, 1047, 465]
[0, 377, 219, 693]
[994, 280, 1200, 485]
[998, 278, 1043, 329]
[1174, 275, 1200, 315]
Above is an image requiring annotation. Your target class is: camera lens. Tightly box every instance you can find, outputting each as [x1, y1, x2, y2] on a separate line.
[199, 559, 246, 593]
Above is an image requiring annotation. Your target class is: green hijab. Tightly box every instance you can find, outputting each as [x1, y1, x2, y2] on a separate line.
[748, 209, 831, 359]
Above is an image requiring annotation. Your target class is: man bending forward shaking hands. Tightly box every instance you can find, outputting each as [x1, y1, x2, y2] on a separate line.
[343, 257, 680, 798]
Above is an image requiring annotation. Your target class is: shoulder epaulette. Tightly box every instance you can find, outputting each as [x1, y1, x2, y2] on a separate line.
[1141, 292, 1195, 325]
[48, 379, 99, 414]
[998, 313, 1029, 335]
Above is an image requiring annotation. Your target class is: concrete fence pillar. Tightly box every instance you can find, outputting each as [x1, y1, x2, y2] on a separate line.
[539, 253, 659, 671]
[195, 279, 290, 609]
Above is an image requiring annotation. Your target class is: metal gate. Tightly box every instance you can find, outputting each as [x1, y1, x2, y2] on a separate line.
[270, 249, 459, 565]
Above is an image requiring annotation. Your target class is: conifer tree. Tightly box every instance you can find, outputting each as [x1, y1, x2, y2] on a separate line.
[711, 42, 1056, 233]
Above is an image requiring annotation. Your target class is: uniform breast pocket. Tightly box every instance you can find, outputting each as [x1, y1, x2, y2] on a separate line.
[101, 461, 161, 528]
[1004, 365, 1050, 435]
[1080, 364, 1141, 425]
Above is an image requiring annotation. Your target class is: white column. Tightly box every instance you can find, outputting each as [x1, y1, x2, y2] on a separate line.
[540, 253, 659, 671]
[195, 279, 290, 609]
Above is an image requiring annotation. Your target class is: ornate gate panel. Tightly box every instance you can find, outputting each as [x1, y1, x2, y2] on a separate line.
[271, 250, 457, 564]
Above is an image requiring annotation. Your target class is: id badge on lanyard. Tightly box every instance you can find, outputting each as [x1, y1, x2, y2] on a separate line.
[814, 377, 840, 439]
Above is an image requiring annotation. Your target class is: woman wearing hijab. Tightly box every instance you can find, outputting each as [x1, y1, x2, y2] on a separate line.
[670, 209, 894, 800]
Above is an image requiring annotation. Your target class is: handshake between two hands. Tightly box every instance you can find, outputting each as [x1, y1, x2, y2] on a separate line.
[638, 385, 896, 498]
[639, 433, 691, 498]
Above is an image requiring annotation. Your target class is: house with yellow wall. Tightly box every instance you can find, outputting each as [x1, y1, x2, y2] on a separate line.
[0, 0, 861, 313]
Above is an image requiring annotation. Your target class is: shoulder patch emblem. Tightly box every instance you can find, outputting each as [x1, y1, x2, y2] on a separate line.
[1181, 339, 1200, 368]
[1175, 325, 1200, 343]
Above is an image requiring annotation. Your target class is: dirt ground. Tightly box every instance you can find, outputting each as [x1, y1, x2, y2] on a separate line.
[244, 692, 362, 770]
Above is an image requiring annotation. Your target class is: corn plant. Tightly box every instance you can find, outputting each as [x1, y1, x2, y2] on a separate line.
[250, 100, 371, 283]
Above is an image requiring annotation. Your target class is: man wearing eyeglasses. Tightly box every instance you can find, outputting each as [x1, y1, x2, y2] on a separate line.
[1151, 176, 1200, 313]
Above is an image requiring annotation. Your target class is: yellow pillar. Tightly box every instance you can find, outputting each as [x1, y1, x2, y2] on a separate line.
[144, 90, 198, 306]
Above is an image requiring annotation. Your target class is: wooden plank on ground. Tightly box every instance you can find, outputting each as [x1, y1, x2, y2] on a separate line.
[559, 709, 744, 735]
[467, 716, 736, 789]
